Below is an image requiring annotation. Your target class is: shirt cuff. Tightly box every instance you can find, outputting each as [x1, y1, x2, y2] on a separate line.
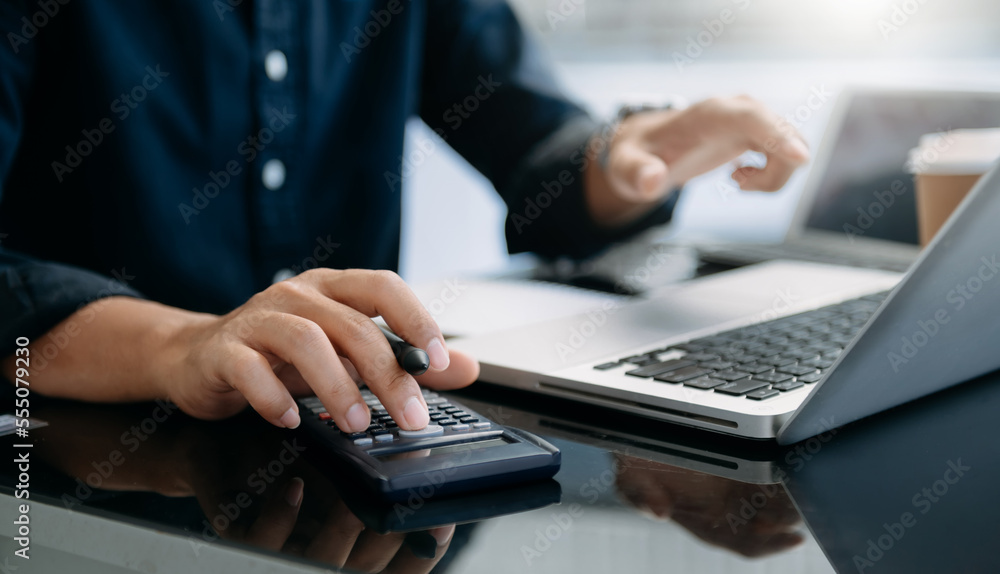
[0, 262, 145, 358]
[500, 114, 679, 260]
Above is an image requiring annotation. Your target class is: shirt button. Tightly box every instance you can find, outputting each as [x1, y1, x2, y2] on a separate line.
[272, 268, 296, 284]
[262, 159, 286, 190]
[264, 50, 288, 82]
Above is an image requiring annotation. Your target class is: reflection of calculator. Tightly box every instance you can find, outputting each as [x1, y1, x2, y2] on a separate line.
[297, 389, 561, 500]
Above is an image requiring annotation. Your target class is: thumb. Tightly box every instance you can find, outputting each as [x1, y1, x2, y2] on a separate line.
[610, 141, 670, 200]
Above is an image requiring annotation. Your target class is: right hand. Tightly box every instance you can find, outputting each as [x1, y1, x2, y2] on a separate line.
[159, 269, 479, 432]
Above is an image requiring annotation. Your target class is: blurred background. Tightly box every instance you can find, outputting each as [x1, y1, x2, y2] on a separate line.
[399, 0, 1000, 283]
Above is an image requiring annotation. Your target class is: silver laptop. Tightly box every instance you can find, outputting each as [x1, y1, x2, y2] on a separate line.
[450, 163, 1000, 443]
[695, 88, 1000, 272]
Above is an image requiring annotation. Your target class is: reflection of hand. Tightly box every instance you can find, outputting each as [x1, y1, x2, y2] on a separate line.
[33, 404, 455, 572]
[615, 454, 802, 558]
[207, 476, 455, 574]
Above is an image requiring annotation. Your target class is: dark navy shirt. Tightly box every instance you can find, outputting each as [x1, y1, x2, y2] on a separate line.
[0, 0, 674, 352]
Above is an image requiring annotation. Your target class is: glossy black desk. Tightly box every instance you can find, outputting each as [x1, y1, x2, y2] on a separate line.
[2, 367, 999, 574]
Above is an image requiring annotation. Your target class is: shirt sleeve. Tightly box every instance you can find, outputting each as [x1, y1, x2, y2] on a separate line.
[0, 1, 144, 359]
[418, 0, 678, 260]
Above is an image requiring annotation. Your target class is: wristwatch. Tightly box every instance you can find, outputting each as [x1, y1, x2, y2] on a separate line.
[596, 102, 676, 170]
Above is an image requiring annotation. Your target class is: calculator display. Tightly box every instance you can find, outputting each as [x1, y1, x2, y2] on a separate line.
[373, 437, 511, 462]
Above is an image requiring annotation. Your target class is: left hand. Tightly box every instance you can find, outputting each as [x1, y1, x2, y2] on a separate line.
[586, 94, 810, 227]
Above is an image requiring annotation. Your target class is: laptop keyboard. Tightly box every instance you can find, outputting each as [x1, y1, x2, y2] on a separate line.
[593, 291, 890, 400]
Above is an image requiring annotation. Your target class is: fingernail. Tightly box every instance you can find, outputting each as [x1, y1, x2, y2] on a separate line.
[426, 338, 450, 372]
[403, 396, 429, 429]
[284, 477, 304, 507]
[430, 525, 455, 546]
[782, 138, 810, 161]
[279, 407, 300, 429]
[346, 402, 370, 432]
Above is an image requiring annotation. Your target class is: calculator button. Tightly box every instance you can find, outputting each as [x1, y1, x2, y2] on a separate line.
[398, 425, 444, 438]
[425, 398, 447, 405]
[374, 433, 394, 443]
[370, 428, 391, 436]
[365, 399, 381, 407]
[458, 417, 479, 423]
[318, 412, 332, 421]
[451, 424, 470, 431]
[422, 392, 439, 399]
[429, 413, 448, 421]
[472, 422, 491, 429]
[438, 420, 458, 426]
[353, 437, 373, 446]
[384, 421, 399, 429]
[342, 431, 368, 440]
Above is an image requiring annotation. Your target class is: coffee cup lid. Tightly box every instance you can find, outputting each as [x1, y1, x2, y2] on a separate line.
[907, 128, 1000, 175]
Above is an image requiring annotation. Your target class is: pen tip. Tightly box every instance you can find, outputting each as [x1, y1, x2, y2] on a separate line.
[403, 348, 430, 376]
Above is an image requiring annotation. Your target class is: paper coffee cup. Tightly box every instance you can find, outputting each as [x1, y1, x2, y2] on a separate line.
[907, 128, 1000, 246]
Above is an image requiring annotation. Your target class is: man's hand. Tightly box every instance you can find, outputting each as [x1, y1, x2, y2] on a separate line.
[585, 94, 811, 228]
[4, 269, 479, 433]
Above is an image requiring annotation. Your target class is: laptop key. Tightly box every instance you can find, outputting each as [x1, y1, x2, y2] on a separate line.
[715, 379, 771, 396]
[752, 372, 794, 384]
[653, 366, 712, 384]
[797, 373, 824, 384]
[772, 381, 805, 392]
[746, 388, 781, 400]
[683, 377, 727, 390]
[712, 370, 752, 382]
[594, 362, 622, 371]
[739, 362, 774, 375]
[680, 353, 719, 362]
[777, 365, 818, 376]
[625, 359, 696, 378]
[698, 360, 735, 371]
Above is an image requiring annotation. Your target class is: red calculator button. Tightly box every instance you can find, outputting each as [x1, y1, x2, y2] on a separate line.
[318, 412, 332, 421]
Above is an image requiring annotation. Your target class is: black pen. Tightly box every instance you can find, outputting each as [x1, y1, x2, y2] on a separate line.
[378, 325, 430, 376]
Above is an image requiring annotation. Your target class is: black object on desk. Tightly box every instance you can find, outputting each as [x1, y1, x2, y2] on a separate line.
[296, 388, 561, 501]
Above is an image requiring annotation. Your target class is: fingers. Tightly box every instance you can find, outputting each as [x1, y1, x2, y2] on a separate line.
[303, 497, 366, 567]
[221, 345, 302, 428]
[303, 269, 450, 372]
[608, 139, 671, 201]
[243, 477, 304, 551]
[344, 530, 407, 573]
[414, 348, 480, 390]
[729, 97, 810, 192]
[383, 526, 455, 574]
[290, 297, 428, 430]
[244, 312, 371, 431]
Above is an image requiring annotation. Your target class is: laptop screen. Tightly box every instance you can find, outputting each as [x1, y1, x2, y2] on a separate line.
[804, 91, 1000, 245]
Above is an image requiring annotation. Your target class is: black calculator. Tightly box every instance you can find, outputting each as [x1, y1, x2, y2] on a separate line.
[296, 389, 561, 501]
